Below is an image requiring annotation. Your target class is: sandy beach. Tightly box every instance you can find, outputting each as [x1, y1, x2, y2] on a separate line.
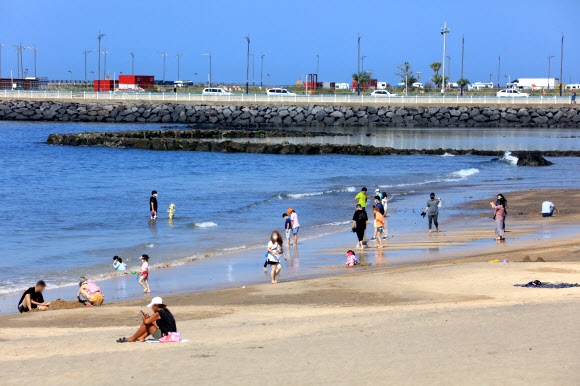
[2, 189, 580, 385]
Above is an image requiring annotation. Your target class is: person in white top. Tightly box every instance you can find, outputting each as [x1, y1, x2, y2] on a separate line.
[265, 231, 287, 284]
[541, 201, 559, 217]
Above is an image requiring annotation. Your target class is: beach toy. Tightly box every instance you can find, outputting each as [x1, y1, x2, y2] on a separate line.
[488, 259, 500, 263]
[369, 262, 373, 266]
[132, 271, 137, 274]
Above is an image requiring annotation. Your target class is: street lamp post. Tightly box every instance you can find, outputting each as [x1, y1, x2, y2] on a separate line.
[130, 52, 135, 74]
[547, 55, 555, 90]
[194, 72, 198, 84]
[498, 56, 501, 88]
[489, 73, 493, 83]
[202, 53, 212, 86]
[25, 45, 38, 78]
[68, 70, 72, 83]
[83, 49, 93, 84]
[560, 33, 564, 96]
[260, 54, 265, 87]
[249, 53, 255, 85]
[245, 35, 250, 94]
[316, 54, 320, 79]
[361, 56, 367, 72]
[267, 73, 270, 87]
[446, 55, 451, 81]
[0, 42, 4, 78]
[90, 71, 94, 80]
[97, 32, 106, 92]
[357, 33, 361, 96]
[440, 22, 450, 93]
[101, 48, 109, 78]
[176, 53, 183, 81]
[158, 51, 167, 83]
[417, 71, 422, 84]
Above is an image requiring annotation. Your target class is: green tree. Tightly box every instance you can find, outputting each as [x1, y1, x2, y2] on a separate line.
[352, 72, 370, 88]
[394, 62, 417, 87]
[430, 73, 449, 89]
[430, 62, 441, 76]
[457, 78, 470, 95]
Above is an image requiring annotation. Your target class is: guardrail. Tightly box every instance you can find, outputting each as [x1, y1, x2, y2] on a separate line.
[0, 89, 575, 106]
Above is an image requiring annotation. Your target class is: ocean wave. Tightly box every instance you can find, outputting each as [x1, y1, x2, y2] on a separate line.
[314, 220, 351, 227]
[194, 221, 218, 228]
[379, 168, 479, 189]
[441, 152, 456, 157]
[280, 186, 356, 200]
[222, 245, 247, 251]
[450, 168, 480, 179]
[286, 192, 324, 199]
[500, 151, 518, 165]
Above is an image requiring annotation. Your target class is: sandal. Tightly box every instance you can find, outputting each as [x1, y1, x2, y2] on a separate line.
[116, 337, 130, 343]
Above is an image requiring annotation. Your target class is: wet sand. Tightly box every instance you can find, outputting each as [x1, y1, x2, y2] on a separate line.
[2, 189, 580, 384]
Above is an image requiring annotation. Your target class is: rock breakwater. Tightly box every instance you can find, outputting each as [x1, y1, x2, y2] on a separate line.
[3, 100, 580, 128]
[47, 130, 561, 165]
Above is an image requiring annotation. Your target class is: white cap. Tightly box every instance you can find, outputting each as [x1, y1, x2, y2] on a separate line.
[147, 297, 163, 307]
[375, 189, 380, 192]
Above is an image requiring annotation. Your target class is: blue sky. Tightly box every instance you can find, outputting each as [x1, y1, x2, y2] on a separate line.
[0, 0, 578, 86]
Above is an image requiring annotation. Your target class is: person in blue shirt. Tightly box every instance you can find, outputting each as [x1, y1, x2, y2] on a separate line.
[113, 256, 127, 271]
[283, 213, 292, 246]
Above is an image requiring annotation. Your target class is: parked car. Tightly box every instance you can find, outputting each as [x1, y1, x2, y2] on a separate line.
[266, 88, 296, 96]
[202, 87, 232, 96]
[496, 89, 529, 97]
[370, 90, 398, 97]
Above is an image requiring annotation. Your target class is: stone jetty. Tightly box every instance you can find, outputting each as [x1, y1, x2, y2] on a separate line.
[2, 100, 580, 128]
[47, 130, 562, 166]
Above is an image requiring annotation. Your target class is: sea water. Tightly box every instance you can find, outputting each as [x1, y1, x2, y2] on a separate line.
[1, 121, 579, 298]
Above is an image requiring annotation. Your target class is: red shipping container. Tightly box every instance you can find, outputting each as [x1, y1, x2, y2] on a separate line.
[119, 75, 154, 89]
[93, 80, 114, 92]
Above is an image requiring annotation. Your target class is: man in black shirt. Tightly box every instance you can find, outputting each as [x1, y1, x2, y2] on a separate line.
[150, 190, 158, 220]
[18, 280, 50, 313]
[352, 204, 368, 249]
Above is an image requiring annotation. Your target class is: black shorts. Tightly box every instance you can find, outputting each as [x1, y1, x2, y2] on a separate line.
[267, 261, 280, 265]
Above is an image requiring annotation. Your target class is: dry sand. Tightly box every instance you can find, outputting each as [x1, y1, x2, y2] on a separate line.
[2, 189, 580, 385]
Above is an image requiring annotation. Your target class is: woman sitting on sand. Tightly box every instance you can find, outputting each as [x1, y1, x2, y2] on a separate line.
[117, 297, 177, 343]
[266, 231, 287, 284]
[490, 195, 507, 241]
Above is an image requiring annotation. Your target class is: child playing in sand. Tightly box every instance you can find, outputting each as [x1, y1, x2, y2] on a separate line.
[113, 256, 127, 271]
[137, 254, 151, 293]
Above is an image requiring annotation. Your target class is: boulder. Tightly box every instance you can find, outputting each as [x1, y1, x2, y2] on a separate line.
[513, 152, 553, 166]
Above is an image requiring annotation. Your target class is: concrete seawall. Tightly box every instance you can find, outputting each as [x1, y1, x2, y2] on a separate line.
[3, 100, 580, 128]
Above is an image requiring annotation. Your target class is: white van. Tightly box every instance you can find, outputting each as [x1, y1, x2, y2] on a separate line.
[376, 82, 387, 90]
[202, 87, 232, 96]
[335, 83, 350, 90]
[565, 84, 580, 90]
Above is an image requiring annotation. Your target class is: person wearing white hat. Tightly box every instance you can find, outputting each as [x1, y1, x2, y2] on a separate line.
[374, 189, 382, 200]
[116, 297, 177, 343]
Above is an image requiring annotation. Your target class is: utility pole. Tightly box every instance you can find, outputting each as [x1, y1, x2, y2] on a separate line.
[101, 48, 109, 78]
[158, 51, 167, 83]
[202, 53, 212, 86]
[260, 54, 265, 87]
[267, 73, 270, 87]
[130, 52, 135, 74]
[440, 22, 450, 93]
[417, 71, 422, 83]
[357, 33, 361, 96]
[83, 49, 93, 84]
[489, 73, 493, 83]
[68, 70, 72, 83]
[361, 56, 367, 72]
[245, 35, 250, 94]
[559, 33, 564, 96]
[547, 55, 555, 90]
[447, 55, 451, 80]
[97, 32, 106, 92]
[176, 53, 183, 81]
[13, 44, 26, 79]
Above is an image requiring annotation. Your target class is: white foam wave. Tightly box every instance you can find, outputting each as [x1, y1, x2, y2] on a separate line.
[314, 220, 351, 227]
[441, 152, 456, 157]
[287, 192, 324, 199]
[450, 168, 480, 179]
[500, 151, 518, 165]
[195, 221, 218, 228]
[222, 245, 246, 251]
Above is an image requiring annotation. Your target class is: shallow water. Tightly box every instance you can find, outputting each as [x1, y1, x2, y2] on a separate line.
[1, 121, 579, 301]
